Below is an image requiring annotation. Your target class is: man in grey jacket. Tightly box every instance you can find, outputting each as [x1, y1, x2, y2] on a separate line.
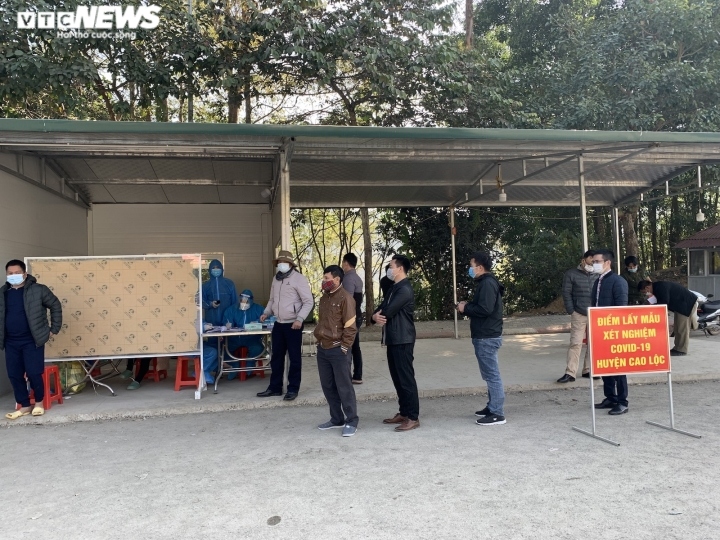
[1, 259, 62, 419]
[557, 250, 598, 383]
[258, 250, 314, 401]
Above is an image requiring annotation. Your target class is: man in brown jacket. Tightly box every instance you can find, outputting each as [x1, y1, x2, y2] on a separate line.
[314, 265, 359, 437]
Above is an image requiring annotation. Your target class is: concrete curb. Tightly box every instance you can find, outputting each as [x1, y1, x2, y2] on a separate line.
[4, 372, 718, 428]
[359, 325, 572, 342]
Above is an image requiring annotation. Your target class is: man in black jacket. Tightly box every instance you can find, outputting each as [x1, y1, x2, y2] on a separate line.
[457, 251, 506, 426]
[591, 249, 630, 416]
[637, 280, 698, 356]
[1, 259, 62, 419]
[372, 255, 419, 432]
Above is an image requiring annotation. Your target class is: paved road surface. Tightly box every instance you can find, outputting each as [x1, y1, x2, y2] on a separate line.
[2, 380, 717, 540]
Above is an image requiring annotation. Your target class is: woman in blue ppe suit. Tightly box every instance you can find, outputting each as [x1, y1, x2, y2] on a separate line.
[201, 259, 237, 326]
[222, 289, 266, 379]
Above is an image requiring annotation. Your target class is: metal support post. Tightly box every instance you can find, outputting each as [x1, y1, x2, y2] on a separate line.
[578, 154, 589, 253]
[450, 207, 458, 339]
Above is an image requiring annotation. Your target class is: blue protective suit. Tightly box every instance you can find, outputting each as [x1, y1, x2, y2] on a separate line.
[222, 289, 266, 357]
[222, 289, 266, 379]
[203, 343, 219, 384]
[201, 259, 238, 326]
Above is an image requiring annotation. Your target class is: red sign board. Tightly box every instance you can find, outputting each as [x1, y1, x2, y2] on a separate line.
[588, 305, 671, 376]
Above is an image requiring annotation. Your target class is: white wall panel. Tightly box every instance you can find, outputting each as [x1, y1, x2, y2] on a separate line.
[89, 204, 274, 306]
[0, 165, 88, 396]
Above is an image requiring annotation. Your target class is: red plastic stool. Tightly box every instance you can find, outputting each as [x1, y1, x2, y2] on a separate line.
[233, 347, 265, 381]
[174, 356, 201, 391]
[16, 365, 64, 410]
[135, 358, 168, 383]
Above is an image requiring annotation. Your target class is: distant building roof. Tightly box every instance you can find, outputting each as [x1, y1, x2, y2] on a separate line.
[675, 223, 720, 249]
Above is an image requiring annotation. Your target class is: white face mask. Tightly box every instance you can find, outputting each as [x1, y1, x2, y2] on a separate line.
[628, 268, 638, 273]
[277, 263, 291, 274]
[240, 301, 250, 311]
[592, 262, 605, 274]
[584, 264, 594, 273]
[386, 268, 395, 280]
[6, 274, 24, 286]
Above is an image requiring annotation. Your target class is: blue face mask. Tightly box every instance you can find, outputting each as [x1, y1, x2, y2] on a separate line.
[210, 268, 222, 278]
[468, 267, 475, 278]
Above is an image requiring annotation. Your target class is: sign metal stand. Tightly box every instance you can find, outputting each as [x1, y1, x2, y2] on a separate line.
[572, 305, 701, 446]
[646, 372, 701, 438]
[572, 379, 620, 446]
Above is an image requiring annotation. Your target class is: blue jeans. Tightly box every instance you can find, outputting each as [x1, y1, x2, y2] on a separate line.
[472, 337, 505, 416]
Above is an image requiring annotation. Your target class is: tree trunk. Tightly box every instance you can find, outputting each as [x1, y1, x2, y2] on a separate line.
[465, 0, 473, 49]
[360, 208, 374, 327]
[592, 207, 606, 246]
[619, 206, 640, 261]
[649, 202, 659, 271]
[244, 79, 252, 124]
[228, 87, 241, 123]
[669, 196, 681, 266]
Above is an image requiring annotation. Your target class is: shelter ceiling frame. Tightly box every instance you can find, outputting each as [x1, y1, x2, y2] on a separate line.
[1, 120, 720, 208]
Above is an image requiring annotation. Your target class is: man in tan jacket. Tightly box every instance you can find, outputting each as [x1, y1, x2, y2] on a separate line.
[314, 265, 359, 437]
[258, 250, 314, 401]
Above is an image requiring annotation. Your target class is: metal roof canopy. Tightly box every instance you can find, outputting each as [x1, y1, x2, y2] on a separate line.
[1, 119, 720, 208]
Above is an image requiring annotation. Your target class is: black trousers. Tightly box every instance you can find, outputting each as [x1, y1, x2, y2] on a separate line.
[6, 338, 45, 408]
[268, 322, 303, 394]
[317, 346, 358, 427]
[351, 327, 363, 380]
[125, 358, 152, 383]
[602, 375, 629, 406]
[386, 343, 419, 420]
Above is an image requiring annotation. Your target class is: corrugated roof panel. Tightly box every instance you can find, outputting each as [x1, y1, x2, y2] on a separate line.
[212, 160, 273, 184]
[86, 158, 157, 181]
[217, 185, 269, 204]
[104, 184, 168, 203]
[149, 159, 216, 181]
[163, 185, 220, 203]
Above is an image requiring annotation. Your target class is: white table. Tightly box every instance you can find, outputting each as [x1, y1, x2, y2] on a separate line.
[202, 328, 272, 394]
[201, 327, 317, 393]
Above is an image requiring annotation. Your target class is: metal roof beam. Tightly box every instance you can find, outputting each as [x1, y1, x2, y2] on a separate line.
[462, 154, 578, 205]
[448, 162, 497, 206]
[0, 161, 88, 209]
[582, 144, 658, 176]
[613, 166, 696, 207]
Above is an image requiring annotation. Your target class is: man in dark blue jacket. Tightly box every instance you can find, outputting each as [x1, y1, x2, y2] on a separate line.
[1, 259, 62, 419]
[372, 255, 419, 432]
[457, 251, 506, 426]
[590, 249, 630, 415]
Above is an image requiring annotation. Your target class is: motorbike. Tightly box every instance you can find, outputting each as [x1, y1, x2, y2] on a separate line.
[691, 291, 720, 337]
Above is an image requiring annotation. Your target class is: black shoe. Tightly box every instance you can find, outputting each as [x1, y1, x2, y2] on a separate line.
[594, 398, 615, 409]
[257, 389, 282, 397]
[557, 374, 575, 383]
[283, 392, 298, 401]
[670, 349, 687, 356]
[474, 407, 490, 417]
[476, 414, 506, 426]
[608, 404, 629, 415]
[582, 373, 601, 380]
